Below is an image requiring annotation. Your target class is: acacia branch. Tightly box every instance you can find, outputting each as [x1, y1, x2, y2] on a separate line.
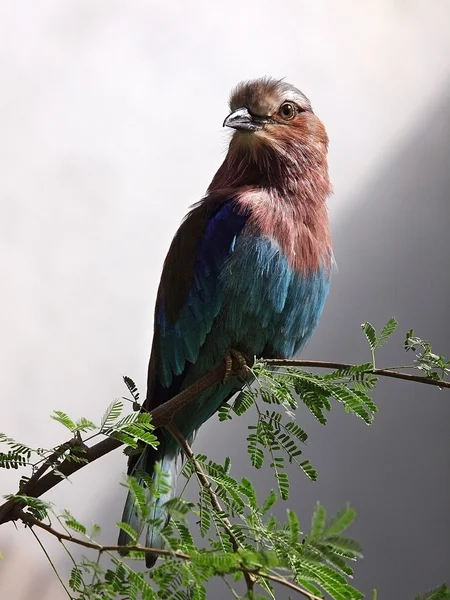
[20, 510, 319, 600]
[264, 359, 450, 389]
[20, 435, 84, 495]
[0, 356, 447, 526]
[166, 423, 255, 595]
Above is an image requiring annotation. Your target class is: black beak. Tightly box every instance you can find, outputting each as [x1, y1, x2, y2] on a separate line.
[223, 107, 263, 132]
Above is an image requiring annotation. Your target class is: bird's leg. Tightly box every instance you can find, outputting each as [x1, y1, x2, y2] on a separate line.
[222, 349, 252, 383]
[230, 349, 250, 373]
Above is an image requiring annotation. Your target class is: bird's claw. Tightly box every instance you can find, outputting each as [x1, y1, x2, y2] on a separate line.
[223, 354, 233, 383]
[222, 349, 252, 383]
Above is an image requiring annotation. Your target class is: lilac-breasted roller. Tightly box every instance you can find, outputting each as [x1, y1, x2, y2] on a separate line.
[119, 77, 333, 566]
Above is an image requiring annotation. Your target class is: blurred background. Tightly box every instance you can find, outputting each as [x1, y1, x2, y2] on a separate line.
[1, 1, 449, 598]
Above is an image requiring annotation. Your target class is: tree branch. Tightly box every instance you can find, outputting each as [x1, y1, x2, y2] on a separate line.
[19, 436, 83, 495]
[264, 359, 450, 389]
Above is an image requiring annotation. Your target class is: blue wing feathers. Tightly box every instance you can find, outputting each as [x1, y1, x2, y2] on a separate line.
[154, 201, 249, 389]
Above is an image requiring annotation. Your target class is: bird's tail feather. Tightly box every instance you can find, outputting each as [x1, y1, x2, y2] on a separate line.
[118, 441, 181, 568]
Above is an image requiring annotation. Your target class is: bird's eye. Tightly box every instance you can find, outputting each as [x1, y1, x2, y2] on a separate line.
[279, 102, 296, 120]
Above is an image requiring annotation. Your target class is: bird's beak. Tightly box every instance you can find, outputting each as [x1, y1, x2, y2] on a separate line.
[223, 107, 263, 132]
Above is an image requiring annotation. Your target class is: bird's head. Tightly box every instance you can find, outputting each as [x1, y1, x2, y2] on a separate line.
[226, 77, 327, 152]
[210, 77, 329, 194]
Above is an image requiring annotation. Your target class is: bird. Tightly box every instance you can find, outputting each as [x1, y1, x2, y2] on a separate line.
[118, 77, 333, 567]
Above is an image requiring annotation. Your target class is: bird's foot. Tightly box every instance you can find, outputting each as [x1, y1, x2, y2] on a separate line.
[223, 354, 233, 383]
[222, 349, 252, 383]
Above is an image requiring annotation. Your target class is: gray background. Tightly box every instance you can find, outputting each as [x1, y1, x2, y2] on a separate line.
[0, 1, 449, 598]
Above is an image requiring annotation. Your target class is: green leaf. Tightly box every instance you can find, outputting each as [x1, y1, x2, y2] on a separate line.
[327, 384, 373, 424]
[416, 584, 450, 600]
[100, 400, 123, 430]
[300, 460, 318, 482]
[51, 411, 76, 432]
[261, 490, 277, 514]
[150, 462, 172, 498]
[285, 421, 308, 444]
[128, 570, 157, 599]
[247, 430, 264, 469]
[361, 322, 377, 350]
[61, 510, 87, 535]
[404, 328, 416, 351]
[123, 375, 140, 404]
[125, 475, 149, 520]
[173, 521, 195, 551]
[110, 432, 137, 448]
[89, 522, 101, 538]
[74, 417, 97, 432]
[287, 509, 300, 544]
[318, 547, 354, 577]
[377, 317, 398, 348]
[294, 378, 331, 425]
[310, 503, 327, 541]
[232, 389, 256, 416]
[325, 535, 363, 559]
[274, 470, 289, 501]
[69, 566, 83, 591]
[223, 456, 231, 475]
[117, 521, 138, 544]
[5, 495, 52, 520]
[192, 550, 239, 570]
[217, 404, 232, 422]
[239, 477, 258, 512]
[323, 505, 356, 537]
[304, 562, 364, 600]
[0, 435, 33, 466]
[0, 451, 28, 469]
[164, 497, 194, 519]
[296, 578, 324, 599]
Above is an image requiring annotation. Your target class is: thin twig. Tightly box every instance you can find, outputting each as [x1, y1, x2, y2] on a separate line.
[21, 509, 187, 555]
[20, 437, 81, 495]
[264, 359, 450, 388]
[29, 527, 73, 599]
[165, 422, 255, 596]
[221, 575, 241, 599]
[263, 571, 324, 600]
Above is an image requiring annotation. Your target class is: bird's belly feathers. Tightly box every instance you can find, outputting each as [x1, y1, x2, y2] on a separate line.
[199, 232, 330, 366]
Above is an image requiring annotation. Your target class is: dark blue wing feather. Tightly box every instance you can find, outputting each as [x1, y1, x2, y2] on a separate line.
[149, 200, 249, 402]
